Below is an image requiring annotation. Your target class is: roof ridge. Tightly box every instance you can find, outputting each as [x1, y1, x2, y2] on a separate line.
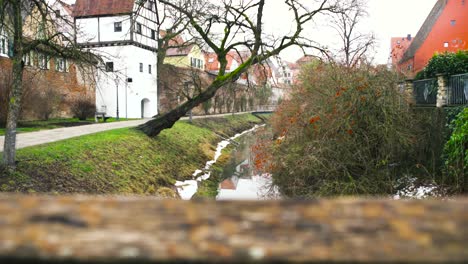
[399, 0, 448, 63]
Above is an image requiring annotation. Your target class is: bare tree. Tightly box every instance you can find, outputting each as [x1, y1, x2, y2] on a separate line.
[330, 0, 375, 67]
[139, 0, 341, 137]
[0, 0, 97, 169]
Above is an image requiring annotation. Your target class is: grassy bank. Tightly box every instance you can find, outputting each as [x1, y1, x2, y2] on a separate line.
[0, 114, 262, 196]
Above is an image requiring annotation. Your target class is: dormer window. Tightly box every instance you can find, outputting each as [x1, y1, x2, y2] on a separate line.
[450, 20, 456, 26]
[114, 22, 122, 32]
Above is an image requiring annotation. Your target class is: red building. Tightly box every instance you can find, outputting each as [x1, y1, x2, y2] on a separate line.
[390, 35, 413, 71]
[391, 0, 468, 76]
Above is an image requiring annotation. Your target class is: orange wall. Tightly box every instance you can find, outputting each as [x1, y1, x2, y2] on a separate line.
[413, 0, 468, 73]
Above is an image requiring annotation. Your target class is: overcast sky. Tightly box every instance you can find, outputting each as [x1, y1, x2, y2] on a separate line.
[62, 0, 438, 65]
[264, 0, 438, 65]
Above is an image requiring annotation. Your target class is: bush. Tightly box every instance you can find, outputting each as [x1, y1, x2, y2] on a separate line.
[442, 107, 468, 193]
[416, 51, 468, 79]
[70, 97, 95, 120]
[264, 64, 417, 197]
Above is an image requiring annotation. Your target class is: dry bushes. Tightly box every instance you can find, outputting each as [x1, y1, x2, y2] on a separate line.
[70, 96, 95, 120]
[267, 64, 416, 197]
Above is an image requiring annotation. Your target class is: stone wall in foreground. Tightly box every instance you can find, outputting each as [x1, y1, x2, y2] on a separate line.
[0, 195, 466, 263]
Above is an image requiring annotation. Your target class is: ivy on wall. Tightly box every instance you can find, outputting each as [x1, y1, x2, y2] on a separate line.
[416, 51, 468, 79]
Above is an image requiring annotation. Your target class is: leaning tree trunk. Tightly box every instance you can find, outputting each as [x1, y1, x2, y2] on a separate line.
[3, 3, 24, 169]
[139, 77, 229, 137]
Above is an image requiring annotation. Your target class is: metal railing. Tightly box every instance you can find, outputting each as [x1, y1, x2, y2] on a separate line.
[448, 73, 468, 105]
[413, 78, 438, 105]
[252, 105, 277, 112]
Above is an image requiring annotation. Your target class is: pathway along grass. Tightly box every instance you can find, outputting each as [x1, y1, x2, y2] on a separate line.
[0, 114, 262, 196]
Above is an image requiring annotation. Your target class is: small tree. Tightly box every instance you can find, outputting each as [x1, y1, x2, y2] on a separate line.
[0, 0, 97, 169]
[329, 0, 375, 67]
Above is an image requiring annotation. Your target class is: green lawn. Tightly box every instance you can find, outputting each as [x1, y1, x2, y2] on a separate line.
[0, 118, 138, 136]
[0, 114, 262, 196]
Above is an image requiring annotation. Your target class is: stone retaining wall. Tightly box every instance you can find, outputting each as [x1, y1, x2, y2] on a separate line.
[0, 195, 466, 263]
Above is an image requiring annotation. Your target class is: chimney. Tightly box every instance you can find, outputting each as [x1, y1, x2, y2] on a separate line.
[407, 34, 412, 41]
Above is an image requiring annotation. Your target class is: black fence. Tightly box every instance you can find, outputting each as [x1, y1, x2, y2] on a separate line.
[448, 73, 468, 105]
[413, 78, 438, 105]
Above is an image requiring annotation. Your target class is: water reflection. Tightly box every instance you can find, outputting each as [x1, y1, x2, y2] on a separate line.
[216, 128, 280, 200]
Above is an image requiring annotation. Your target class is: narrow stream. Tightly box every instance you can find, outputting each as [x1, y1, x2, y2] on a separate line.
[175, 125, 276, 200]
[216, 127, 280, 200]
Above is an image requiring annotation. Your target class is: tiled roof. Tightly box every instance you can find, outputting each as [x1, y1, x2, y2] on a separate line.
[400, 0, 448, 63]
[161, 32, 196, 56]
[73, 0, 134, 17]
[204, 51, 247, 72]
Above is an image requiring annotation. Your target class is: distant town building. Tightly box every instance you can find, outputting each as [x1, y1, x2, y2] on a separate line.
[73, 0, 159, 118]
[392, 0, 468, 76]
[390, 35, 413, 72]
[164, 34, 205, 70]
[0, 0, 96, 119]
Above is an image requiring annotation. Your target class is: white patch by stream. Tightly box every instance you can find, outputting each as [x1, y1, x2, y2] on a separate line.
[175, 125, 264, 200]
[393, 177, 439, 199]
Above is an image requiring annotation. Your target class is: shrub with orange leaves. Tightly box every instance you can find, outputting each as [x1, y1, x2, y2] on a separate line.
[267, 63, 418, 197]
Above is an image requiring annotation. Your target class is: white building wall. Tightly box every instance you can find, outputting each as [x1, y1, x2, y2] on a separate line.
[95, 46, 157, 118]
[133, 4, 158, 48]
[99, 16, 132, 42]
[76, 18, 99, 43]
[75, 1, 159, 119]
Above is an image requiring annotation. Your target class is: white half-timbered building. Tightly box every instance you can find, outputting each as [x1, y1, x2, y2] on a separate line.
[73, 0, 158, 118]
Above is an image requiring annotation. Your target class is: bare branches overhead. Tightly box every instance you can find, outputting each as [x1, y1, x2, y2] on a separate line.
[139, 0, 344, 137]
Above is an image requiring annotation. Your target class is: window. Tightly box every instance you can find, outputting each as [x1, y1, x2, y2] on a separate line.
[55, 10, 61, 17]
[105, 62, 114, 72]
[55, 57, 67, 72]
[147, 1, 153, 11]
[139, 63, 143, 72]
[444, 42, 449, 48]
[148, 64, 152, 74]
[38, 54, 50, 70]
[450, 20, 456, 26]
[136, 23, 142, 34]
[0, 38, 5, 55]
[23, 53, 31, 66]
[114, 22, 122, 32]
[151, 29, 156, 40]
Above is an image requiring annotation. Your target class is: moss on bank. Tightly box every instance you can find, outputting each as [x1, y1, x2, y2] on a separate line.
[0, 114, 262, 195]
